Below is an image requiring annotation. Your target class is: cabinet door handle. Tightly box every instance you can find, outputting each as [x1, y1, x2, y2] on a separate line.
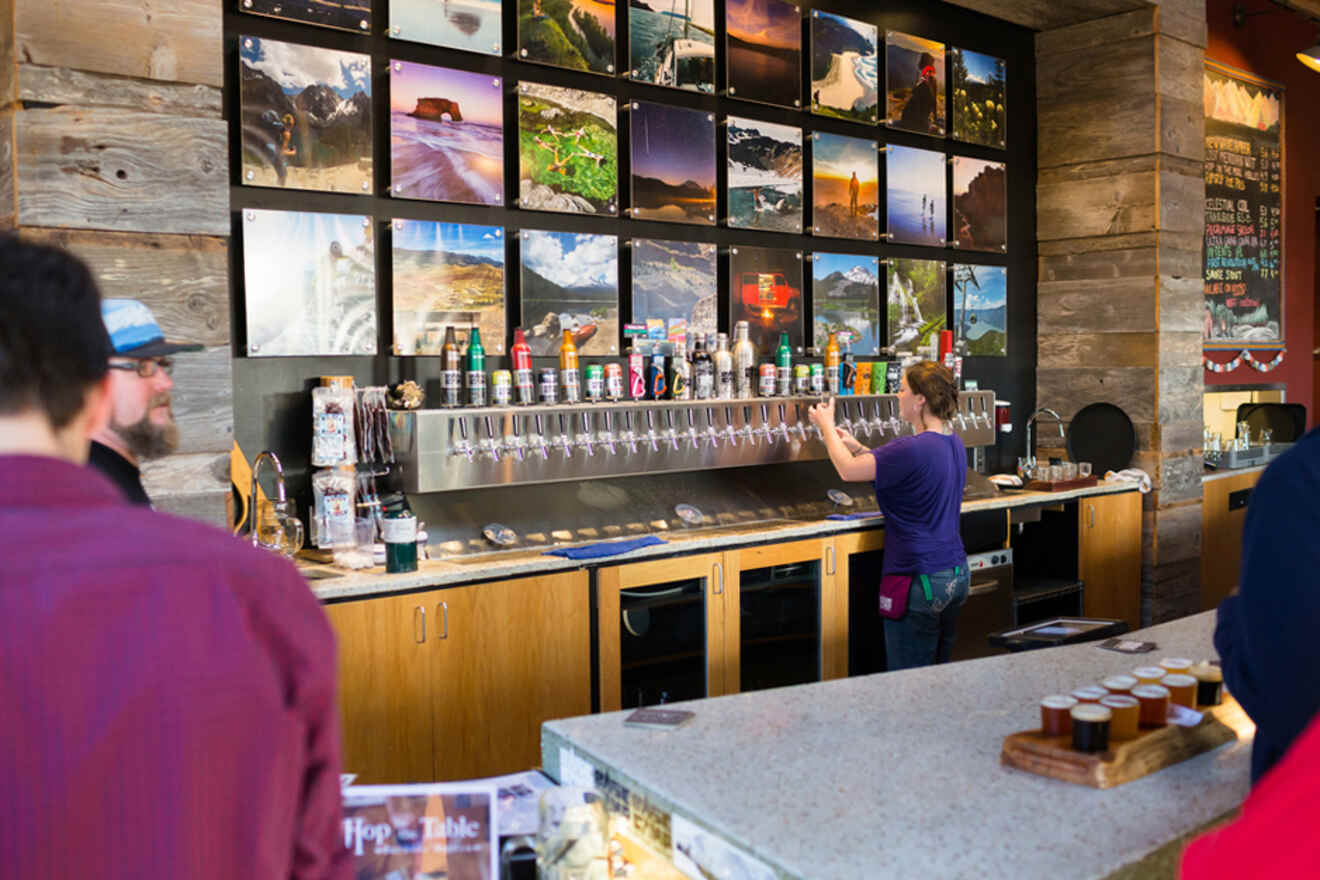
[712, 562, 723, 595]
[1089, 505, 1095, 528]
[414, 605, 426, 644]
[437, 601, 449, 640]
[826, 545, 836, 575]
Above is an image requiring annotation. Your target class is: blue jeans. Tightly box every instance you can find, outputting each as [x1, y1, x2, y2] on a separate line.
[883, 566, 970, 671]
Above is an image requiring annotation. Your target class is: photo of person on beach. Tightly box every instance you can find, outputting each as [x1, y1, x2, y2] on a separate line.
[886, 31, 946, 136]
[886, 145, 947, 247]
[810, 10, 878, 124]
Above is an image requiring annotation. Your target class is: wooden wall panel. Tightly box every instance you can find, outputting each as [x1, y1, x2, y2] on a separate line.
[1, 2, 14, 106]
[1157, 418, 1202, 455]
[1036, 7, 1156, 55]
[1037, 171, 1158, 240]
[17, 65, 223, 117]
[1039, 244, 1157, 283]
[1157, 0, 1209, 48]
[1158, 97, 1204, 161]
[141, 451, 230, 529]
[1036, 332, 1158, 369]
[1157, 169, 1205, 234]
[1036, 277, 1157, 334]
[1036, 366, 1157, 423]
[1038, 93, 1155, 168]
[1037, 35, 1154, 101]
[170, 345, 235, 455]
[0, 111, 13, 231]
[1158, 275, 1204, 332]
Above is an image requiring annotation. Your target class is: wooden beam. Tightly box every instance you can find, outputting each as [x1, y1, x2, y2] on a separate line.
[0, 110, 13, 230]
[1037, 332, 1159, 368]
[169, 345, 235, 455]
[944, 0, 1152, 31]
[1039, 244, 1157, 282]
[1037, 277, 1158, 334]
[1, 0, 14, 107]
[1038, 93, 1155, 168]
[1036, 365, 1157, 422]
[1036, 7, 1157, 55]
[1038, 170, 1158, 240]
[141, 452, 230, 529]
[17, 64, 222, 117]
[1037, 34, 1154, 101]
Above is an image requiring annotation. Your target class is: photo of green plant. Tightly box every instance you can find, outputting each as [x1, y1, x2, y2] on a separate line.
[887, 257, 946, 355]
[951, 47, 1006, 148]
[517, 81, 618, 215]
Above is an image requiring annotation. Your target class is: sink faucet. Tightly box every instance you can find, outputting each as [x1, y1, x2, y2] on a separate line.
[248, 450, 287, 548]
[1026, 407, 1065, 467]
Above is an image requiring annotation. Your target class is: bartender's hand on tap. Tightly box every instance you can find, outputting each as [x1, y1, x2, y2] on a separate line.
[807, 396, 836, 431]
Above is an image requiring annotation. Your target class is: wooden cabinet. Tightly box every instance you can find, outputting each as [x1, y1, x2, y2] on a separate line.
[1201, 469, 1262, 611]
[830, 530, 884, 678]
[1078, 491, 1142, 629]
[325, 570, 590, 783]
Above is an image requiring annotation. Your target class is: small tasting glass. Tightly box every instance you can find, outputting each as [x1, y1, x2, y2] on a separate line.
[1048, 464, 1063, 482]
[1061, 462, 1077, 480]
[1078, 461, 1092, 478]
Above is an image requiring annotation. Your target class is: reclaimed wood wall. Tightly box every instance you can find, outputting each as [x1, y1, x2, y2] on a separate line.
[1, 0, 231, 528]
[1035, 1, 1207, 624]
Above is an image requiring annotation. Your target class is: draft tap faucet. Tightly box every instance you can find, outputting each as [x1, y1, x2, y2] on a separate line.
[504, 412, 525, 462]
[868, 400, 886, 436]
[742, 406, 759, 445]
[724, 406, 739, 447]
[662, 408, 680, 451]
[532, 413, 550, 459]
[248, 450, 288, 548]
[599, 410, 618, 455]
[684, 408, 700, 449]
[1026, 407, 1065, 467]
[758, 404, 774, 442]
[886, 398, 903, 436]
[775, 403, 791, 442]
[554, 412, 573, 458]
[837, 399, 855, 435]
[704, 407, 721, 447]
[452, 417, 476, 462]
[481, 415, 503, 461]
[791, 402, 808, 440]
[620, 410, 639, 455]
[644, 409, 661, 452]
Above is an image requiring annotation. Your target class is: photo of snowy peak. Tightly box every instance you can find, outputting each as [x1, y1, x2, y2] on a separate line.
[726, 116, 802, 233]
[812, 252, 881, 356]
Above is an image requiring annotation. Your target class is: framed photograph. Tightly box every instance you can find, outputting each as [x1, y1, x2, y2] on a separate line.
[728, 245, 804, 356]
[726, 116, 802, 233]
[812, 252, 881, 356]
[392, 221, 506, 356]
[628, 0, 715, 93]
[631, 239, 719, 339]
[241, 0, 370, 34]
[390, 61, 503, 205]
[629, 102, 716, 224]
[520, 229, 619, 356]
[517, 0, 615, 74]
[811, 132, 878, 240]
[725, 0, 801, 108]
[517, 82, 618, 215]
[886, 258, 946, 356]
[952, 157, 1006, 252]
[886, 145, 946, 247]
[389, 0, 502, 55]
[952, 264, 1007, 357]
[951, 48, 1006, 148]
[885, 30, 945, 136]
[242, 210, 376, 356]
[239, 37, 373, 194]
[809, 10, 878, 124]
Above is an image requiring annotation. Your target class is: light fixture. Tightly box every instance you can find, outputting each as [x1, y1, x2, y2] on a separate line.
[1299, 39, 1320, 73]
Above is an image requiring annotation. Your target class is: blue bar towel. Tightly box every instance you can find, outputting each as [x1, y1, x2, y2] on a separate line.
[825, 512, 884, 521]
[544, 535, 667, 559]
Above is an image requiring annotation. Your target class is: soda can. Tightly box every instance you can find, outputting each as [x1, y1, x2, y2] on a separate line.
[514, 368, 535, 405]
[585, 364, 604, 402]
[491, 370, 512, 406]
[758, 363, 777, 397]
[605, 362, 625, 401]
[810, 363, 825, 395]
[871, 361, 887, 394]
[649, 353, 668, 400]
[539, 367, 558, 404]
[793, 364, 810, 395]
[561, 368, 581, 403]
[627, 352, 646, 399]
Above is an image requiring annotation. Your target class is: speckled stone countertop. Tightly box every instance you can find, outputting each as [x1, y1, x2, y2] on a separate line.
[542, 611, 1251, 880]
[1202, 463, 1265, 482]
[307, 480, 1138, 602]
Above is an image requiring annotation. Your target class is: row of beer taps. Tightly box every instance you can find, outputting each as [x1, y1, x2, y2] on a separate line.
[447, 395, 995, 463]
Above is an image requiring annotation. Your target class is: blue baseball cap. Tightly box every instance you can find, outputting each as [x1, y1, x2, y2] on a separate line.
[101, 298, 203, 358]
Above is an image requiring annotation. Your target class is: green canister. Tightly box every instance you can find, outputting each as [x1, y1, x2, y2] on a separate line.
[383, 509, 419, 573]
[871, 361, 887, 394]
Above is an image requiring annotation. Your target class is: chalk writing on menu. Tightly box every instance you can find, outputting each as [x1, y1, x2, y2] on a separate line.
[1202, 63, 1284, 348]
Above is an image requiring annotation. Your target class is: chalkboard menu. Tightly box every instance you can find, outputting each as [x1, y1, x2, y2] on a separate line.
[1203, 62, 1284, 349]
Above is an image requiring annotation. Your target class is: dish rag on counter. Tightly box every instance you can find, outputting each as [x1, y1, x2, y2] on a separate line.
[1104, 468, 1152, 493]
[543, 535, 667, 559]
[826, 512, 885, 521]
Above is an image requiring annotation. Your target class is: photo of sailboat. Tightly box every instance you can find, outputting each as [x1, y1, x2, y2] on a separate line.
[629, 0, 715, 93]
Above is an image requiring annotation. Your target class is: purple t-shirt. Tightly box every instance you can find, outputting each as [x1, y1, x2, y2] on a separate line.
[870, 432, 967, 575]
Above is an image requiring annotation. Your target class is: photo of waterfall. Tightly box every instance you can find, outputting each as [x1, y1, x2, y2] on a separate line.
[887, 257, 946, 356]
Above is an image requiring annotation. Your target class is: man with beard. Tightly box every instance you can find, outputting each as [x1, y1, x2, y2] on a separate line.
[89, 298, 202, 505]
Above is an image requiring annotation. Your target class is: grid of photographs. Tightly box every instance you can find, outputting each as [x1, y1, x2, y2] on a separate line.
[953, 264, 1007, 357]
[885, 31, 946, 136]
[392, 220, 506, 356]
[952, 157, 1006, 252]
[241, 0, 371, 34]
[726, 116, 802, 233]
[629, 0, 716, 93]
[811, 132, 878, 240]
[390, 62, 503, 205]
[886, 145, 946, 247]
[243, 210, 377, 356]
[517, 82, 618, 215]
[631, 239, 719, 340]
[728, 245, 804, 355]
[887, 257, 946, 356]
[390, 0, 501, 55]
[812, 252, 881, 356]
[520, 229, 619, 356]
[518, 0, 615, 74]
[810, 11, 878, 124]
[629, 102, 716, 225]
[951, 47, 1006, 148]
[239, 37, 373, 194]
[725, 0, 801, 108]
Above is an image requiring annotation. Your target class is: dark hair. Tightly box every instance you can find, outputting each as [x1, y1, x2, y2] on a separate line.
[905, 360, 958, 421]
[0, 236, 111, 429]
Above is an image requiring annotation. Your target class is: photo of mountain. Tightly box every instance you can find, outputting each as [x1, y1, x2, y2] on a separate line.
[630, 102, 716, 224]
[518, 0, 615, 74]
[953, 157, 1006, 252]
[812, 132, 878, 240]
[953, 264, 1006, 356]
[631, 239, 718, 338]
[812, 252, 881, 356]
[951, 47, 1006, 148]
[391, 0, 502, 55]
[887, 145, 946, 247]
[885, 30, 945, 136]
[243, 0, 371, 34]
[520, 229, 619, 356]
[239, 37, 373, 194]
[887, 257, 946, 356]
[243, 210, 376, 356]
[729, 245, 804, 355]
[726, 0, 801, 108]
[727, 116, 802, 233]
[392, 221, 506, 356]
[390, 62, 503, 205]
[810, 10, 878, 124]
[629, 0, 716, 93]
[518, 82, 618, 215]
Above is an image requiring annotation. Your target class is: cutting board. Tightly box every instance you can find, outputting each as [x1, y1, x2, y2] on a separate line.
[1025, 475, 1099, 492]
[1000, 696, 1253, 789]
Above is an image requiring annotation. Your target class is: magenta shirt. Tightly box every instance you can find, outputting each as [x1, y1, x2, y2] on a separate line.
[870, 432, 967, 575]
[0, 455, 351, 880]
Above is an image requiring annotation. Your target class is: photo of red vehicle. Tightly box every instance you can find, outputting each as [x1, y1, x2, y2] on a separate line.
[729, 245, 804, 355]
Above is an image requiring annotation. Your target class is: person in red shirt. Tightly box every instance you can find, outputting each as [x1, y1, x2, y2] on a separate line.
[0, 236, 351, 879]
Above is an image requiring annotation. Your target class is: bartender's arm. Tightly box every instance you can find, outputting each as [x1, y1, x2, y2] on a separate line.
[809, 397, 875, 483]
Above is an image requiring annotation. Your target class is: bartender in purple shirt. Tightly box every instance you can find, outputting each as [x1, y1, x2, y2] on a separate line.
[0, 236, 351, 879]
[809, 361, 969, 670]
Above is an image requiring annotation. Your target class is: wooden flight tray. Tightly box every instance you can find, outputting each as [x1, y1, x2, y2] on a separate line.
[1025, 475, 1099, 492]
[1000, 696, 1252, 789]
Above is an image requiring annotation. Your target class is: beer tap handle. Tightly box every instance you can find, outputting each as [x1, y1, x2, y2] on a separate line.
[506, 413, 525, 462]
[704, 407, 720, 447]
[724, 406, 739, 447]
[454, 416, 476, 462]
[622, 410, 638, 455]
[557, 412, 572, 458]
[533, 413, 550, 459]
[482, 416, 502, 460]
[663, 409, 680, 451]
[758, 404, 773, 442]
[792, 403, 808, 440]
[684, 408, 700, 449]
[645, 409, 660, 452]
[601, 410, 617, 455]
[743, 406, 759, 445]
[576, 411, 595, 456]
[776, 403, 790, 442]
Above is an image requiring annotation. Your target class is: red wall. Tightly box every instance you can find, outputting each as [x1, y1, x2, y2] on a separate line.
[1204, 0, 1319, 424]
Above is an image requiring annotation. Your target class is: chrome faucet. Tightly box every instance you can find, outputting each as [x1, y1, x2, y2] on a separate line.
[248, 450, 287, 548]
[1026, 407, 1065, 468]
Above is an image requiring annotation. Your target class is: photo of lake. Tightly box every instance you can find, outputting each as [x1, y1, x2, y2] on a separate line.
[243, 0, 371, 33]
[727, 116, 802, 233]
[812, 132, 878, 240]
[886, 144, 946, 247]
[390, 0, 502, 55]
[629, 0, 715, 93]
[885, 30, 946, 135]
[520, 229, 619, 356]
[812, 252, 880, 356]
[631, 239, 718, 337]
[953, 264, 1007, 357]
[887, 257, 946, 356]
[953, 157, 1006, 252]
[518, 82, 617, 215]
[630, 102, 716, 224]
[728, 245, 804, 355]
[390, 61, 503, 205]
[519, 0, 616, 74]
[952, 47, 1006, 148]
[726, 0, 801, 107]
[810, 10, 878, 124]
[392, 221, 506, 356]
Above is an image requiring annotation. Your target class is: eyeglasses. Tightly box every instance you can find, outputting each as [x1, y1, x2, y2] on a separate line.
[107, 357, 174, 378]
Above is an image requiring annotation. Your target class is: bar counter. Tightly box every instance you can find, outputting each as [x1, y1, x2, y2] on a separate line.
[542, 611, 1251, 880]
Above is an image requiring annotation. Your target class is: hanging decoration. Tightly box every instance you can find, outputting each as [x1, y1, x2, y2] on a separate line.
[1203, 349, 1286, 373]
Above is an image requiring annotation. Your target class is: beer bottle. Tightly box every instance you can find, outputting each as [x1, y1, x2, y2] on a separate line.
[692, 335, 714, 400]
[824, 331, 841, 396]
[560, 329, 581, 403]
[732, 321, 755, 400]
[775, 332, 792, 397]
[511, 327, 535, 405]
[441, 326, 462, 407]
[714, 332, 733, 400]
[466, 327, 487, 407]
